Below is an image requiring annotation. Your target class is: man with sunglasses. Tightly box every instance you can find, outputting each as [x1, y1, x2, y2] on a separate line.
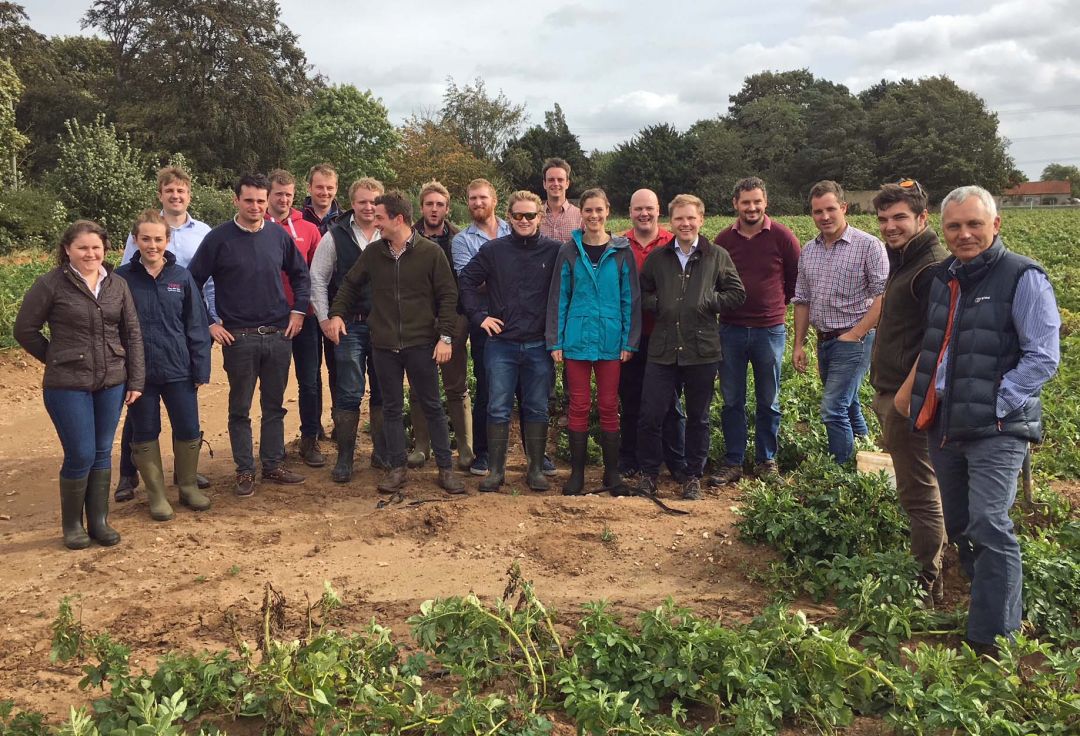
[870, 180, 948, 605]
[457, 191, 562, 491]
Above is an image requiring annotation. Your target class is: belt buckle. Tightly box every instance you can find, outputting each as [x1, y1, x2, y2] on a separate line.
[257, 325, 274, 335]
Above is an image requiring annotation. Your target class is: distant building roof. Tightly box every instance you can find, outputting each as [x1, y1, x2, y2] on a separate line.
[1003, 180, 1072, 196]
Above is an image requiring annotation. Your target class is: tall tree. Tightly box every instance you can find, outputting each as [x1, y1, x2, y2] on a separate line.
[1041, 163, 1080, 198]
[728, 69, 816, 123]
[389, 116, 496, 200]
[500, 103, 590, 194]
[684, 118, 745, 213]
[865, 76, 1013, 200]
[0, 57, 28, 185]
[791, 81, 875, 195]
[288, 85, 399, 185]
[83, 0, 317, 181]
[440, 77, 526, 163]
[600, 124, 692, 212]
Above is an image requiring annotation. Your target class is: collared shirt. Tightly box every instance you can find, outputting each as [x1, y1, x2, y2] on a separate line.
[451, 219, 511, 274]
[387, 232, 414, 261]
[715, 215, 801, 328]
[624, 226, 675, 270]
[72, 265, 109, 299]
[934, 267, 1060, 416]
[309, 215, 380, 321]
[672, 238, 699, 271]
[122, 212, 216, 321]
[539, 200, 582, 242]
[232, 215, 265, 234]
[793, 225, 888, 332]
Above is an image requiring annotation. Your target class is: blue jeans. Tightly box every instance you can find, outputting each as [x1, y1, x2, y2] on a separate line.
[816, 330, 874, 464]
[469, 326, 490, 456]
[485, 338, 553, 425]
[43, 383, 126, 479]
[928, 424, 1028, 645]
[128, 380, 201, 443]
[333, 321, 382, 412]
[719, 323, 786, 465]
[293, 314, 324, 438]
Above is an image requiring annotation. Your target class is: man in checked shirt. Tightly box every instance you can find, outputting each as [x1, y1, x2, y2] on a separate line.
[792, 180, 888, 464]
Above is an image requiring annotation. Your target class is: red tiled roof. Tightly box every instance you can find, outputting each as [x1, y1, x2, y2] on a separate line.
[1003, 180, 1072, 196]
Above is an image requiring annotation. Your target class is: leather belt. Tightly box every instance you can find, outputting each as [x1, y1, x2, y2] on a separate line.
[233, 325, 281, 335]
[816, 328, 851, 342]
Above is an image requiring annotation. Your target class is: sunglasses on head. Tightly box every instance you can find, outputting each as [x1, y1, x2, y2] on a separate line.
[896, 178, 927, 199]
[510, 211, 539, 221]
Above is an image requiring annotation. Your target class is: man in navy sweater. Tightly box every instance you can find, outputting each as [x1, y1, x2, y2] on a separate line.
[188, 173, 312, 497]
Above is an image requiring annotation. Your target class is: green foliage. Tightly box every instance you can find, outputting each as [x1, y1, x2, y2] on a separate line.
[390, 116, 497, 201]
[288, 84, 399, 186]
[439, 77, 527, 163]
[500, 104, 591, 195]
[0, 186, 67, 253]
[601, 124, 693, 212]
[0, 250, 51, 347]
[48, 115, 152, 243]
[1020, 521, 1080, 639]
[0, 57, 29, 182]
[1041, 163, 1080, 198]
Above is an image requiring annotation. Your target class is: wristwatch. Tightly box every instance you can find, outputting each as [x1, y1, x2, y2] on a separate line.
[439, 335, 452, 345]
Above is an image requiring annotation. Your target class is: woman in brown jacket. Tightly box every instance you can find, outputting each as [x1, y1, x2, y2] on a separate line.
[14, 220, 145, 549]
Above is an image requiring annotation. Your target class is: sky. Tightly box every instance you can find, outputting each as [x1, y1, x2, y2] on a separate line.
[21, 0, 1080, 180]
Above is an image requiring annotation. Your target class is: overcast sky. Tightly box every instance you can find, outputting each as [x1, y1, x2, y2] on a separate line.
[21, 0, 1080, 179]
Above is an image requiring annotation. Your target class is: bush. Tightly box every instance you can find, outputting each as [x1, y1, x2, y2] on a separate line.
[48, 115, 153, 244]
[0, 186, 67, 253]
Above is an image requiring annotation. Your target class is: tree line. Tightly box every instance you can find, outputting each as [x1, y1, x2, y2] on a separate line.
[0, 0, 1065, 251]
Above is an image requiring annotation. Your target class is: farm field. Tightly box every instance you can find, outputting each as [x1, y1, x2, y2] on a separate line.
[0, 209, 1077, 734]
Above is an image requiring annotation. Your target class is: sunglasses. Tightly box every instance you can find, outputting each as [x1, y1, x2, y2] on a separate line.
[896, 178, 928, 199]
[510, 211, 540, 221]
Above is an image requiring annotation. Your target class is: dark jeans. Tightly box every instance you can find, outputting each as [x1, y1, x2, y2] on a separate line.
[928, 423, 1028, 645]
[469, 326, 490, 456]
[637, 361, 718, 478]
[128, 380, 201, 443]
[333, 321, 382, 411]
[293, 314, 324, 438]
[816, 330, 874, 464]
[221, 331, 293, 474]
[485, 338, 553, 424]
[43, 383, 126, 479]
[618, 334, 686, 474]
[872, 391, 945, 582]
[373, 344, 453, 469]
[719, 323, 786, 465]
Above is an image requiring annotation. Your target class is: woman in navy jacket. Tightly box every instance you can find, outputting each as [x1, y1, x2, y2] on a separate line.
[115, 210, 212, 520]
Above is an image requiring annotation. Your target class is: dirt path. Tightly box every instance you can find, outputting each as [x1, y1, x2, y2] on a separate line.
[0, 349, 782, 720]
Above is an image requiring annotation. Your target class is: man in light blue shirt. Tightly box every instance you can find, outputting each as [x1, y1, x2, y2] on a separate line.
[116, 166, 215, 500]
[450, 179, 510, 476]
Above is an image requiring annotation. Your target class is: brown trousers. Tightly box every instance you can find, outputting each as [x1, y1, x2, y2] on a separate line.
[872, 390, 946, 581]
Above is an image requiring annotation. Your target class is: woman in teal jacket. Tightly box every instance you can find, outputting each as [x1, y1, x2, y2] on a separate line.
[546, 188, 640, 495]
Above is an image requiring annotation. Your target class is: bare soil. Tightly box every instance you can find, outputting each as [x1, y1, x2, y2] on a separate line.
[0, 349, 791, 721]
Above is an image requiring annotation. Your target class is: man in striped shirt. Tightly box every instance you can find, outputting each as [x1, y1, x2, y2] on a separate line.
[792, 180, 888, 464]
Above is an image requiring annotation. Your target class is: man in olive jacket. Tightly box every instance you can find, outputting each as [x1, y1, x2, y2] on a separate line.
[870, 181, 948, 605]
[325, 191, 464, 494]
[637, 194, 745, 500]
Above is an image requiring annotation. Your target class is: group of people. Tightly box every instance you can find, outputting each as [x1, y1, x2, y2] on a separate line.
[14, 155, 1062, 656]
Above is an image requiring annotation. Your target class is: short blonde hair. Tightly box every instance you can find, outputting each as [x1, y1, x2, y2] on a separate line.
[306, 163, 337, 184]
[505, 190, 542, 215]
[131, 209, 171, 241]
[467, 178, 496, 198]
[156, 166, 191, 192]
[419, 180, 451, 204]
[348, 177, 385, 199]
[668, 193, 705, 217]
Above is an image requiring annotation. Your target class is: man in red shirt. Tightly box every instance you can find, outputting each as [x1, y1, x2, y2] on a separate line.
[266, 169, 326, 467]
[712, 177, 800, 482]
[618, 188, 686, 480]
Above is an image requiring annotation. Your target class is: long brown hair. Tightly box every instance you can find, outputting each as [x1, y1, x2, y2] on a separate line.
[56, 220, 110, 267]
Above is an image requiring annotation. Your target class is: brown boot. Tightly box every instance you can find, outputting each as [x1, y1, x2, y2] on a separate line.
[298, 436, 326, 468]
[377, 466, 407, 493]
[438, 467, 466, 494]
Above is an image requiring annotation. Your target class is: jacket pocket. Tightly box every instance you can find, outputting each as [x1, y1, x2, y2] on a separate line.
[107, 340, 126, 358]
[693, 327, 721, 361]
[48, 347, 87, 365]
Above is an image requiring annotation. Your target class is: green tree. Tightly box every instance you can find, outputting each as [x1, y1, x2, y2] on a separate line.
[792, 81, 875, 195]
[83, 0, 317, 181]
[1041, 163, 1080, 198]
[600, 124, 692, 212]
[684, 117, 745, 213]
[728, 69, 816, 123]
[49, 115, 152, 241]
[500, 103, 591, 194]
[289, 85, 399, 186]
[440, 77, 526, 162]
[865, 76, 1013, 200]
[389, 116, 495, 201]
[0, 58, 28, 186]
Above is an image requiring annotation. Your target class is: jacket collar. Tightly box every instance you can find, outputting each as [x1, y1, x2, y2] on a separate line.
[891, 227, 940, 269]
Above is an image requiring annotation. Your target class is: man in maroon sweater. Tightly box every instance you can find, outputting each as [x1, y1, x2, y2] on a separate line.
[712, 177, 800, 482]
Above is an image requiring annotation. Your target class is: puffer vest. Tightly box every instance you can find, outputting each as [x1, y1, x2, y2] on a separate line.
[329, 216, 370, 322]
[909, 238, 1044, 443]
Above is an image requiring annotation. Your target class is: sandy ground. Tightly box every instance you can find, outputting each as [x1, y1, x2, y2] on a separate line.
[0, 348, 790, 721]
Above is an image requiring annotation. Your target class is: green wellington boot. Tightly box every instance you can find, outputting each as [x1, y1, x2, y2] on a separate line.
[174, 437, 211, 510]
[523, 422, 550, 491]
[59, 476, 92, 549]
[331, 409, 360, 483]
[85, 469, 121, 546]
[131, 439, 174, 521]
[478, 422, 509, 492]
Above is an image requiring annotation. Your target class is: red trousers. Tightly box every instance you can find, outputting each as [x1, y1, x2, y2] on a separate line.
[565, 359, 621, 432]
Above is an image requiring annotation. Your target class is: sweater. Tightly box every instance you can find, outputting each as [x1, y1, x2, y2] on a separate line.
[713, 216, 800, 327]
